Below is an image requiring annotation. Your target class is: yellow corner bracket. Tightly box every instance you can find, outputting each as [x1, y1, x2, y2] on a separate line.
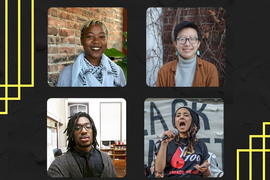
[0, 0, 35, 114]
[237, 122, 270, 180]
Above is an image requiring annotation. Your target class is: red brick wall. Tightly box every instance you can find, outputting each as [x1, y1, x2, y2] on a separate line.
[48, 7, 124, 87]
[162, 7, 226, 86]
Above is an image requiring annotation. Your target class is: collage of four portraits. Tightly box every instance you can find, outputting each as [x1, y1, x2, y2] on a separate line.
[47, 7, 225, 178]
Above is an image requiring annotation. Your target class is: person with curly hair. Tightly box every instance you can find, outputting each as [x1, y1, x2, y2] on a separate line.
[47, 112, 118, 178]
[155, 107, 210, 177]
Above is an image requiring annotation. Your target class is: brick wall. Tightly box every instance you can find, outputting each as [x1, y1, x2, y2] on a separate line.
[162, 7, 226, 86]
[48, 7, 124, 87]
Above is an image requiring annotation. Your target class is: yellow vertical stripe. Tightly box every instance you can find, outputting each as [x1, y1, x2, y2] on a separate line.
[1, 0, 35, 114]
[31, 0, 34, 86]
[237, 123, 270, 180]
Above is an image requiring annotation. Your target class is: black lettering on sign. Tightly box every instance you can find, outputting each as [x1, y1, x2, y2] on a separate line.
[150, 102, 168, 135]
[144, 130, 148, 136]
[148, 140, 155, 167]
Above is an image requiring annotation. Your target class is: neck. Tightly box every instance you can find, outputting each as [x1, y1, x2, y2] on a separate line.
[179, 54, 196, 61]
[85, 55, 101, 67]
[179, 132, 187, 138]
[76, 145, 92, 152]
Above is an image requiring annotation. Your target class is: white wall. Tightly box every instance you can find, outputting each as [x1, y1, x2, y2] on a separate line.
[67, 98, 126, 145]
[47, 98, 68, 148]
[47, 98, 126, 150]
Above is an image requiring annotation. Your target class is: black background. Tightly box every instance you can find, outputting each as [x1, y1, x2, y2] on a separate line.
[1, 0, 270, 179]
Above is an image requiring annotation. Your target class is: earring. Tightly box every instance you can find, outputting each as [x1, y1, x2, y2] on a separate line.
[175, 51, 179, 56]
[197, 50, 200, 56]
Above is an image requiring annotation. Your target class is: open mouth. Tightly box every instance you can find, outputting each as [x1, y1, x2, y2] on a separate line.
[180, 122, 186, 128]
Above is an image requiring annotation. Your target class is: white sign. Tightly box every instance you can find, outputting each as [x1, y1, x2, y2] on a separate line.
[144, 99, 224, 170]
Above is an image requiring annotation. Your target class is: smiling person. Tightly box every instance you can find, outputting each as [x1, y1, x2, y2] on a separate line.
[47, 112, 118, 178]
[156, 21, 218, 87]
[155, 107, 210, 177]
[57, 19, 126, 87]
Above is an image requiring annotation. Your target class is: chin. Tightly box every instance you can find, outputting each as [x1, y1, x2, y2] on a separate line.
[78, 143, 92, 148]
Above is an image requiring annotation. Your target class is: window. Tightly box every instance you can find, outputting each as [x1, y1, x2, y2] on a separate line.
[68, 103, 88, 116]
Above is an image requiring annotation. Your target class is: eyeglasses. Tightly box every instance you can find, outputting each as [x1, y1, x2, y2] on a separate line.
[176, 37, 198, 45]
[74, 123, 92, 132]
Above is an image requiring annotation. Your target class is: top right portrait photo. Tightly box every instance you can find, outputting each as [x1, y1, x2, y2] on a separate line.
[146, 7, 226, 87]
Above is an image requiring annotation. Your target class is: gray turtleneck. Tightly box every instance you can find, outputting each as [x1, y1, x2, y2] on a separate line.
[175, 55, 197, 87]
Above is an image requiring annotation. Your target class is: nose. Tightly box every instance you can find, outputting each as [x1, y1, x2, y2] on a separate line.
[92, 36, 99, 43]
[184, 38, 191, 45]
[81, 126, 87, 133]
[180, 114, 185, 118]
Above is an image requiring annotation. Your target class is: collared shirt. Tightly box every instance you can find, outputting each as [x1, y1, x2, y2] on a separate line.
[156, 57, 219, 87]
[71, 147, 104, 177]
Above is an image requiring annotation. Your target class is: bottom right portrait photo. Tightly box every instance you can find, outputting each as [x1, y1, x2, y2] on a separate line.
[144, 98, 224, 178]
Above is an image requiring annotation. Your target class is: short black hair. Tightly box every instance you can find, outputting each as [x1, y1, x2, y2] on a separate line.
[174, 21, 201, 41]
[64, 112, 99, 151]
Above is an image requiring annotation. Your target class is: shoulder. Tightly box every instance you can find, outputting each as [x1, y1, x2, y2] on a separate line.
[51, 151, 72, 165]
[159, 60, 177, 72]
[60, 65, 73, 75]
[99, 150, 112, 160]
[196, 139, 208, 152]
[197, 58, 217, 71]
[196, 139, 207, 146]
[48, 151, 80, 178]
[57, 65, 73, 87]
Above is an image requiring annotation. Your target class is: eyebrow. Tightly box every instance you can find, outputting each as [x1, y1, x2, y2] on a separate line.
[75, 123, 91, 125]
[178, 36, 197, 38]
[176, 112, 189, 114]
[85, 32, 105, 35]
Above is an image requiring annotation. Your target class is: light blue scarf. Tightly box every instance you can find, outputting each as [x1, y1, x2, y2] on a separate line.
[71, 52, 124, 87]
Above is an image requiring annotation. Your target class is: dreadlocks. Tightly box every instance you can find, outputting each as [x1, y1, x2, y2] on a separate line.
[64, 112, 99, 151]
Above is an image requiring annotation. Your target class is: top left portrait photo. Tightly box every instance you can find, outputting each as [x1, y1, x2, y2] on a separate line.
[47, 7, 127, 87]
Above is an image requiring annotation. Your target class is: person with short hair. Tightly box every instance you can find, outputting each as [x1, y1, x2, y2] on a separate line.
[47, 112, 118, 178]
[155, 107, 210, 177]
[156, 21, 219, 87]
[57, 18, 126, 87]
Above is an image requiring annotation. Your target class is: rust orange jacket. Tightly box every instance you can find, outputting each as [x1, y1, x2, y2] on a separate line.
[156, 57, 219, 87]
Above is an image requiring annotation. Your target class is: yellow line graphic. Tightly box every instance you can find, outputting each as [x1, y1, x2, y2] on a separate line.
[237, 122, 270, 180]
[0, 0, 34, 114]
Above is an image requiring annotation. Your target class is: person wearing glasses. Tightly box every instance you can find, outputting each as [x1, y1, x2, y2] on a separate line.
[156, 21, 219, 87]
[47, 112, 117, 178]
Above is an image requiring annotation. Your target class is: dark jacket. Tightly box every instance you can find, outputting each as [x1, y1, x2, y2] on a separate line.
[47, 150, 118, 178]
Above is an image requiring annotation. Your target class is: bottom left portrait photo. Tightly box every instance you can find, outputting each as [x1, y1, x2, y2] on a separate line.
[47, 98, 126, 178]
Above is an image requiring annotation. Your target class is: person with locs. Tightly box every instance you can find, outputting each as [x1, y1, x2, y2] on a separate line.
[47, 112, 118, 178]
[155, 107, 210, 177]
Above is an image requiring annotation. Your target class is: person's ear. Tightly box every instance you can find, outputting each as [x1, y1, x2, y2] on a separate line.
[174, 41, 177, 48]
